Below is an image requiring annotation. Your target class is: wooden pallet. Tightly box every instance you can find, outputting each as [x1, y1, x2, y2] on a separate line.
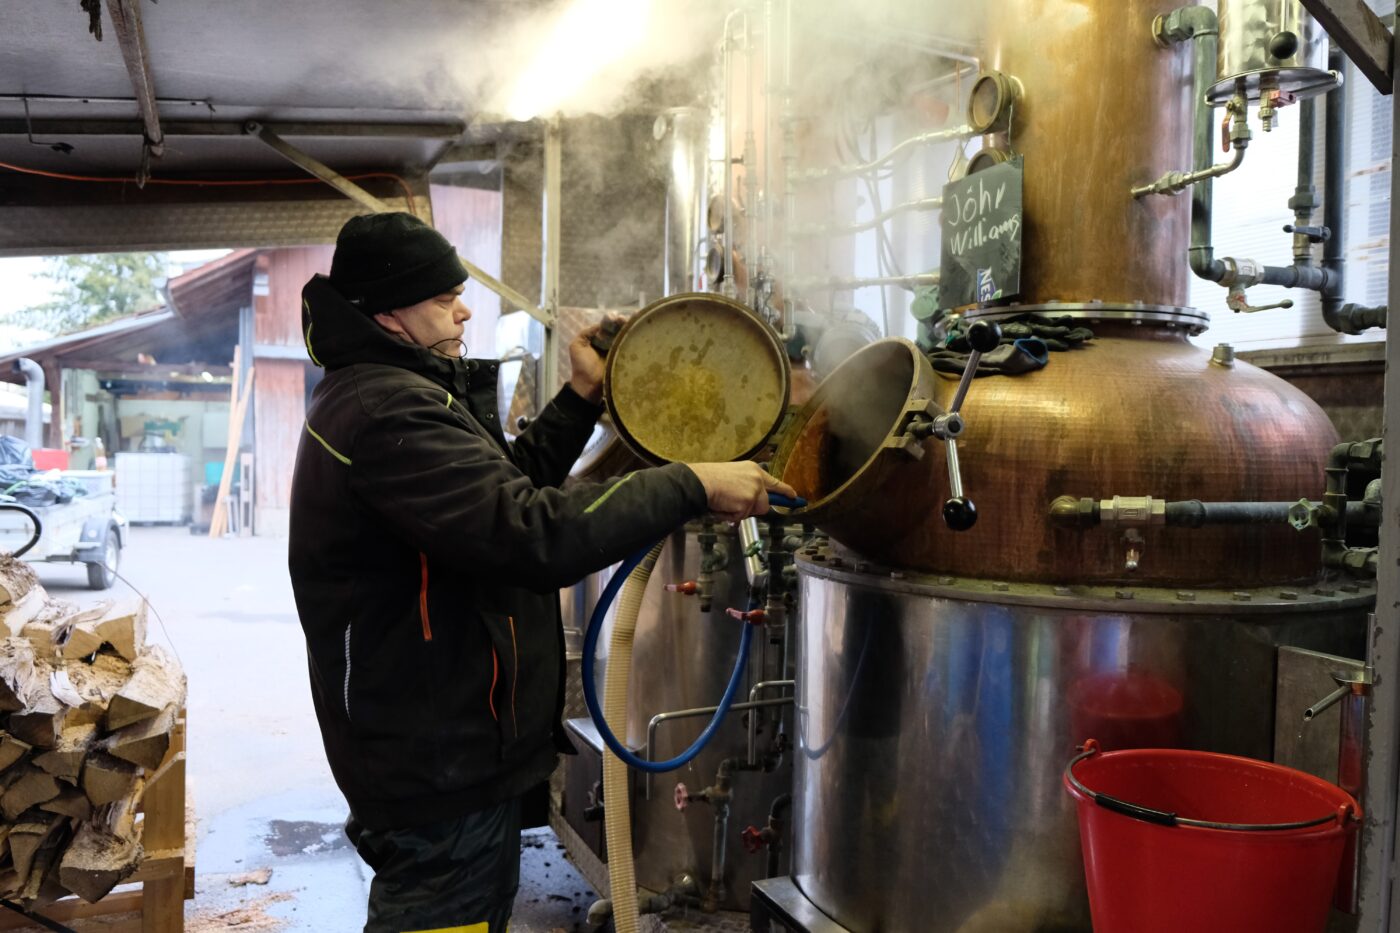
[0, 711, 193, 933]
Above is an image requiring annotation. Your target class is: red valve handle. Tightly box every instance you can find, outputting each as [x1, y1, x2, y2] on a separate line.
[665, 581, 698, 595]
[725, 607, 767, 625]
[741, 825, 766, 854]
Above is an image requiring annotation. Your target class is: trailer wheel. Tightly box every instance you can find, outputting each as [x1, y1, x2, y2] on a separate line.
[86, 528, 119, 590]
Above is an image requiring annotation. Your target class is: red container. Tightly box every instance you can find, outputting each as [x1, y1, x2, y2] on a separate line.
[31, 448, 69, 471]
[1065, 739, 1359, 933]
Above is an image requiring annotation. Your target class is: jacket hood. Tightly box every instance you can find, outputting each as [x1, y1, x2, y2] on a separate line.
[302, 274, 468, 394]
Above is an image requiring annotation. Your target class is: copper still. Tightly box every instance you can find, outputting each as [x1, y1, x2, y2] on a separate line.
[755, 0, 1370, 930]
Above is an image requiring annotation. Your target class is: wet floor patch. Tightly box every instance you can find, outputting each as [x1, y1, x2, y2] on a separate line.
[513, 828, 597, 933]
[264, 819, 353, 858]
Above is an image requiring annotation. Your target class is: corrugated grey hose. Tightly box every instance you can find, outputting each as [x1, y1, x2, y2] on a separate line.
[602, 541, 665, 933]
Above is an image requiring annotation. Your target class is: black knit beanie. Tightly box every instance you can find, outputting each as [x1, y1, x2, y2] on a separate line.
[329, 212, 469, 315]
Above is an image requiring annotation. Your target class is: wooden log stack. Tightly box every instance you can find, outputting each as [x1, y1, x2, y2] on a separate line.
[0, 557, 185, 908]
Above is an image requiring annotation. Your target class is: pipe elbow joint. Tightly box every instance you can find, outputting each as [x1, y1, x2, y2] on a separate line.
[1154, 5, 1218, 46]
[1189, 248, 1225, 283]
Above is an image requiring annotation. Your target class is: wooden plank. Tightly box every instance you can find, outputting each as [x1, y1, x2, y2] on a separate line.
[1300, 0, 1394, 94]
[125, 852, 184, 883]
[140, 751, 185, 851]
[141, 875, 183, 933]
[0, 888, 144, 928]
[210, 356, 256, 539]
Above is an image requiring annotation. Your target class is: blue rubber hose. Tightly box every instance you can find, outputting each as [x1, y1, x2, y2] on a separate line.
[581, 491, 803, 774]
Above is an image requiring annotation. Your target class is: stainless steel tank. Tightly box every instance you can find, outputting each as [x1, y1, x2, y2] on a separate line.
[789, 558, 1372, 932]
[615, 522, 794, 909]
[658, 107, 708, 297]
[1209, 0, 1337, 103]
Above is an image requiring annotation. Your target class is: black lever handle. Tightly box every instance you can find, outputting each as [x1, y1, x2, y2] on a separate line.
[966, 320, 1003, 354]
[1283, 223, 1330, 243]
[942, 496, 978, 531]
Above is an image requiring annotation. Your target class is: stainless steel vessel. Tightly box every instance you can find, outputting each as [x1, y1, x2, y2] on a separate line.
[788, 555, 1371, 932]
[1209, 0, 1337, 103]
[563, 523, 793, 911]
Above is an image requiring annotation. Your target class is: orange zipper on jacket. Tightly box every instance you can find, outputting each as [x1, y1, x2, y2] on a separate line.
[508, 616, 519, 737]
[489, 647, 499, 721]
[418, 553, 433, 642]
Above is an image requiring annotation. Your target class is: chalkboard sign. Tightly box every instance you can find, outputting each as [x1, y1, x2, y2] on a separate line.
[939, 157, 1023, 309]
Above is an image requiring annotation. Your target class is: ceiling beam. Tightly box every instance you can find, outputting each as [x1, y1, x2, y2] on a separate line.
[0, 119, 467, 139]
[1299, 0, 1394, 94]
[102, 0, 165, 159]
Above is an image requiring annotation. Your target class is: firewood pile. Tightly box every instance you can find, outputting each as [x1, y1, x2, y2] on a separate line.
[0, 557, 185, 906]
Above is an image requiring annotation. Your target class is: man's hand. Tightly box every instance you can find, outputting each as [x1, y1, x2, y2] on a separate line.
[568, 314, 625, 405]
[685, 462, 800, 523]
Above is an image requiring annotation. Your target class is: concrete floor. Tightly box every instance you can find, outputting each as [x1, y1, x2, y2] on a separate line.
[34, 525, 597, 933]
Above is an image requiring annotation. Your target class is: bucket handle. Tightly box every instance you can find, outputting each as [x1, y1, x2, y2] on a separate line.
[1066, 740, 1355, 832]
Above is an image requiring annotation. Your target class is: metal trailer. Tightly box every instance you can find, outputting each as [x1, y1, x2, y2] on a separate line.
[0, 470, 128, 590]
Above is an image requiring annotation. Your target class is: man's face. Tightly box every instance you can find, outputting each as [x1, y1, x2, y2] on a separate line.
[375, 285, 472, 357]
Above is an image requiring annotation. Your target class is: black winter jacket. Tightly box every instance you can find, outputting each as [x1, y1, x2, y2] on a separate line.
[289, 275, 706, 830]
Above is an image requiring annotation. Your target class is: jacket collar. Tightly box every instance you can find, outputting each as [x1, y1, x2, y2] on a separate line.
[303, 274, 482, 396]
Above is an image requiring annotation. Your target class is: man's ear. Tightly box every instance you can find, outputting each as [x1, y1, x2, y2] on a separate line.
[373, 311, 407, 338]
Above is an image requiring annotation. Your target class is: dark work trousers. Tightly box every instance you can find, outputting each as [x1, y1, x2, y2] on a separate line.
[347, 797, 523, 933]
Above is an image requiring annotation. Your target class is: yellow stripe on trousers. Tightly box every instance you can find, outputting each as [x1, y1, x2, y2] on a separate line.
[402, 923, 491, 933]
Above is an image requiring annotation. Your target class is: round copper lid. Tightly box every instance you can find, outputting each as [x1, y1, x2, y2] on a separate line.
[604, 293, 790, 464]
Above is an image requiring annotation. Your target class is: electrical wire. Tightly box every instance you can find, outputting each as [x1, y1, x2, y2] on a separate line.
[0, 159, 419, 216]
[0, 898, 76, 933]
[108, 563, 182, 670]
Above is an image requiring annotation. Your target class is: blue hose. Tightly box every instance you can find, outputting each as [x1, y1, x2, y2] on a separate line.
[580, 491, 803, 774]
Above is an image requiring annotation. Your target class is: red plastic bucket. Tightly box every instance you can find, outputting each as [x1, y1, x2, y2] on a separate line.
[1064, 739, 1359, 933]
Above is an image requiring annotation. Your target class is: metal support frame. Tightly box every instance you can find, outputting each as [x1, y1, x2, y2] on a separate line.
[245, 122, 552, 327]
[0, 118, 465, 139]
[246, 122, 395, 214]
[1300, 0, 1395, 94]
[539, 117, 563, 400]
[1358, 5, 1400, 928]
[102, 0, 164, 161]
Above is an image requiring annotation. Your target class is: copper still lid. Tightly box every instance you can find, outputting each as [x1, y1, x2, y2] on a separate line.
[604, 293, 790, 465]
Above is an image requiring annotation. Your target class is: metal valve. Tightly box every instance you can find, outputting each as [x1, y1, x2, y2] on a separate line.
[1283, 223, 1330, 244]
[665, 581, 698, 595]
[1226, 285, 1294, 315]
[741, 825, 769, 854]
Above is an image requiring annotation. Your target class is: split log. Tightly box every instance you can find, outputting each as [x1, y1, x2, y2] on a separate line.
[5, 592, 48, 645]
[20, 830, 66, 904]
[94, 601, 146, 663]
[58, 622, 104, 661]
[0, 558, 38, 609]
[8, 812, 64, 888]
[39, 787, 90, 821]
[0, 637, 37, 712]
[81, 752, 140, 807]
[105, 704, 175, 770]
[1, 769, 60, 821]
[0, 735, 29, 773]
[32, 723, 97, 784]
[62, 652, 133, 728]
[59, 778, 144, 903]
[106, 646, 185, 731]
[9, 690, 65, 749]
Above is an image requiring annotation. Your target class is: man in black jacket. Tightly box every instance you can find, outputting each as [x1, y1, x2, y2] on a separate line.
[288, 212, 792, 933]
